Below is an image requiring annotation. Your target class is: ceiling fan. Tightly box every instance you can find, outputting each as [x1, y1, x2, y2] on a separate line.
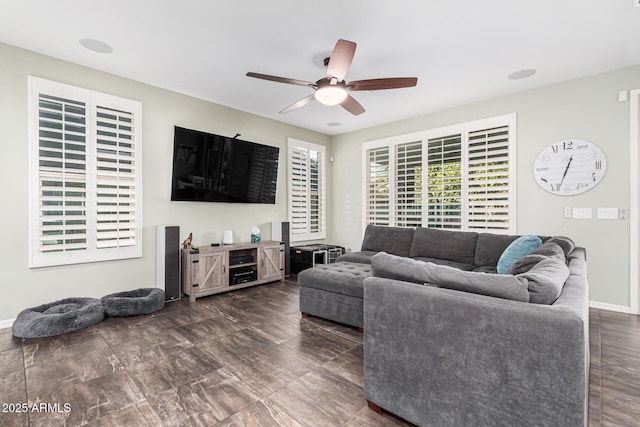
[246, 39, 418, 116]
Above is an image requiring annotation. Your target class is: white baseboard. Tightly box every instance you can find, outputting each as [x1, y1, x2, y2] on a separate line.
[589, 301, 631, 314]
[0, 318, 15, 329]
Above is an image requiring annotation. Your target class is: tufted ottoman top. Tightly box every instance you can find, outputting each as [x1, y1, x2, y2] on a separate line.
[297, 261, 372, 298]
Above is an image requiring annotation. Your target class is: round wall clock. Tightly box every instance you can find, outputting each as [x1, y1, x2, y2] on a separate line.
[533, 139, 606, 195]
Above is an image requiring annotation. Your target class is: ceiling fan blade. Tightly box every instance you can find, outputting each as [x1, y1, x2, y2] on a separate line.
[246, 72, 315, 87]
[348, 77, 418, 91]
[280, 94, 316, 114]
[326, 39, 356, 81]
[340, 95, 365, 115]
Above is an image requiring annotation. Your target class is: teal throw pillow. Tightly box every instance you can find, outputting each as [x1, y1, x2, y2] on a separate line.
[497, 235, 542, 274]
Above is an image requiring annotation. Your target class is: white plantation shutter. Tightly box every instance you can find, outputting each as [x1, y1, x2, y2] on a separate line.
[309, 150, 322, 234]
[364, 146, 390, 226]
[466, 125, 512, 232]
[395, 141, 422, 227]
[287, 139, 325, 241]
[289, 145, 309, 236]
[29, 77, 142, 267]
[426, 134, 463, 229]
[36, 93, 88, 254]
[363, 114, 515, 234]
[94, 103, 138, 249]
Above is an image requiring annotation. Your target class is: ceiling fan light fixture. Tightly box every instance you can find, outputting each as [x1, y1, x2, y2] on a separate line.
[314, 85, 347, 106]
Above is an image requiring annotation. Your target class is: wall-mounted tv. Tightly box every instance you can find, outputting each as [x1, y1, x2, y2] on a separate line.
[170, 126, 279, 203]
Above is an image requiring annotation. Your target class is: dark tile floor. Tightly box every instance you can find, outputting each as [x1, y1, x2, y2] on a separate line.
[0, 279, 638, 426]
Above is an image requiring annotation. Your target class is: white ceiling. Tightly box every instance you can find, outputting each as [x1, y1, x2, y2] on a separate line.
[1, 0, 639, 135]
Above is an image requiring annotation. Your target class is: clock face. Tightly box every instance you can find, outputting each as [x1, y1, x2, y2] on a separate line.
[533, 139, 606, 195]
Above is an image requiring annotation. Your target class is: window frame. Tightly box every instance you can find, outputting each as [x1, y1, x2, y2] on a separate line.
[362, 113, 516, 234]
[287, 138, 326, 242]
[28, 77, 142, 268]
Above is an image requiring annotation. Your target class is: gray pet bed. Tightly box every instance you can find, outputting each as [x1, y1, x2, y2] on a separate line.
[12, 297, 105, 339]
[101, 288, 165, 317]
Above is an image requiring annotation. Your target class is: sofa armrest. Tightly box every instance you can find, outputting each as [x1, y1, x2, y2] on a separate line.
[363, 277, 588, 426]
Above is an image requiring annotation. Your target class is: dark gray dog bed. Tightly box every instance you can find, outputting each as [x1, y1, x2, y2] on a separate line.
[12, 297, 105, 339]
[101, 288, 165, 317]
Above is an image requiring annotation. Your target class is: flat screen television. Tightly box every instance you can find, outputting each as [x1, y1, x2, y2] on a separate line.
[170, 126, 279, 203]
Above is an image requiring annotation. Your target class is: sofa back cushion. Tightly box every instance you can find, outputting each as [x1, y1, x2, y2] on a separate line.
[361, 225, 414, 257]
[409, 228, 478, 264]
[508, 241, 566, 275]
[473, 233, 520, 267]
[546, 236, 575, 256]
[520, 256, 570, 304]
[371, 252, 530, 302]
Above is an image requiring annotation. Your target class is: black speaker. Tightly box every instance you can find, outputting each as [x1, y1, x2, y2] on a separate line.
[271, 221, 290, 277]
[157, 225, 181, 302]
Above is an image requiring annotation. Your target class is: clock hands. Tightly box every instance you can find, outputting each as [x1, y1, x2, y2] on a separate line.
[557, 154, 574, 191]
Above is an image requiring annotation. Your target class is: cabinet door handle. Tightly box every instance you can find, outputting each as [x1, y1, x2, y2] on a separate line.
[223, 265, 226, 274]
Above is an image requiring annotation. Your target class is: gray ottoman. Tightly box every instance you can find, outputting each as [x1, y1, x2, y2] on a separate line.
[297, 262, 372, 328]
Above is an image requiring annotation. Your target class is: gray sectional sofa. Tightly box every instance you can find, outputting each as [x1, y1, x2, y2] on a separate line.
[297, 225, 589, 426]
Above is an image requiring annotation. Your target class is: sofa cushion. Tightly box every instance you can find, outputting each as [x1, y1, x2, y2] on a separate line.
[508, 241, 566, 275]
[496, 235, 542, 274]
[371, 252, 530, 302]
[409, 228, 478, 265]
[297, 262, 372, 298]
[361, 225, 414, 257]
[547, 236, 575, 256]
[473, 233, 520, 268]
[411, 257, 475, 271]
[532, 241, 567, 260]
[335, 250, 378, 264]
[519, 256, 570, 304]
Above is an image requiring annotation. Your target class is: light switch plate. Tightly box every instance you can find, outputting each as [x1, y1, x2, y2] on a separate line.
[597, 208, 619, 219]
[572, 208, 593, 219]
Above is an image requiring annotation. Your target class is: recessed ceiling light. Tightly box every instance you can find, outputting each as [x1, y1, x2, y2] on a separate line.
[327, 122, 341, 127]
[79, 39, 113, 54]
[508, 69, 536, 80]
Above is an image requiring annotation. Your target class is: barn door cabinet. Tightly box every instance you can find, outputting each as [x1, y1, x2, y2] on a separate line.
[181, 240, 285, 302]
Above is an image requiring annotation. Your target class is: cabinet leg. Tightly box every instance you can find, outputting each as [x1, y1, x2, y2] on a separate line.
[301, 312, 310, 318]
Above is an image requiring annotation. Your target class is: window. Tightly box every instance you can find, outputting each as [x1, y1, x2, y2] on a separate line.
[28, 77, 142, 267]
[363, 114, 516, 234]
[288, 138, 326, 241]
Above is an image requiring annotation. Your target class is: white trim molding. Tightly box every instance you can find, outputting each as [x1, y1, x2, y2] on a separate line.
[630, 89, 639, 315]
[589, 301, 631, 314]
[0, 318, 15, 329]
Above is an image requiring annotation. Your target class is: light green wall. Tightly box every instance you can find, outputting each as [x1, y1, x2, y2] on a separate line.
[329, 65, 640, 309]
[2, 41, 637, 320]
[0, 43, 330, 321]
